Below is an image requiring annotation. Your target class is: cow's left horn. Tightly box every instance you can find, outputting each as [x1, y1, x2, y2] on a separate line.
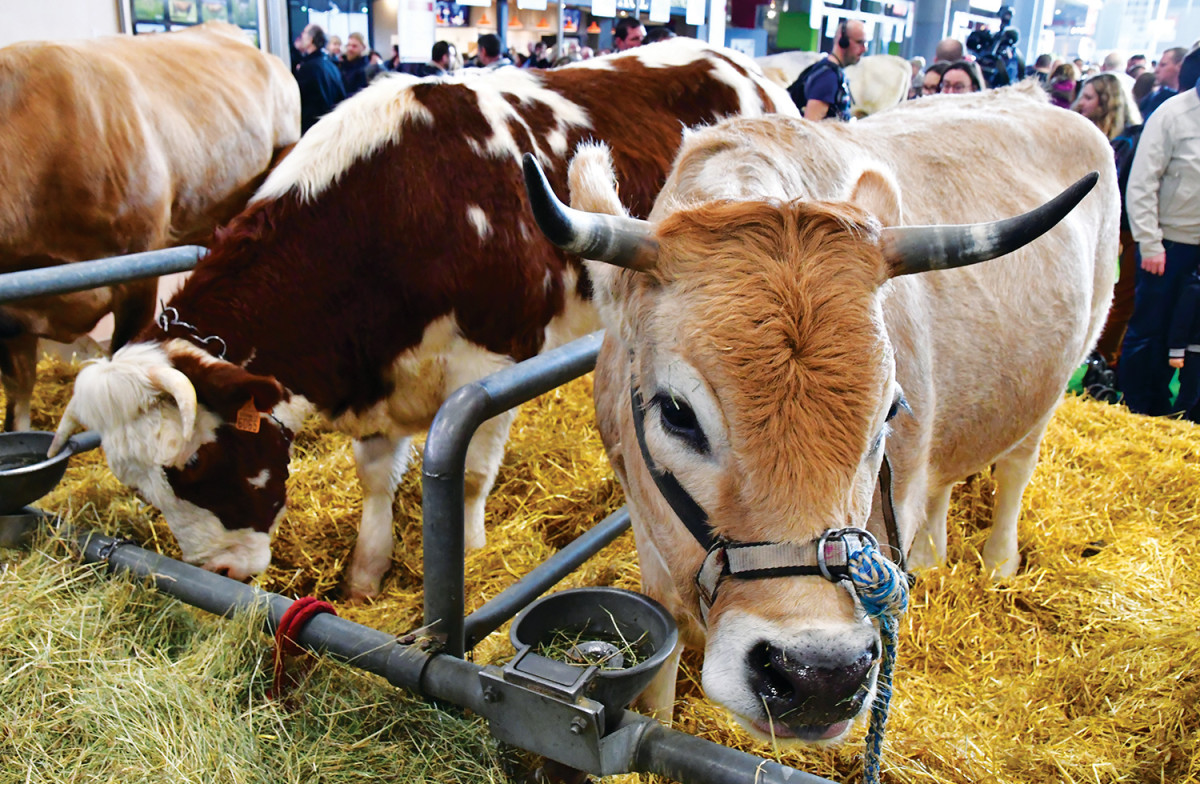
[148, 366, 197, 443]
[881, 172, 1099, 277]
[522, 153, 659, 272]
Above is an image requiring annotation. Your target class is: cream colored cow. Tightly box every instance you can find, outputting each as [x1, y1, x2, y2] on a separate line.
[526, 82, 1117, 743]
[756, 50, 912, 116]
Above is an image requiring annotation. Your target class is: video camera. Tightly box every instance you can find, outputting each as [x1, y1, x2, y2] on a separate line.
[966, 5, 1024, 88]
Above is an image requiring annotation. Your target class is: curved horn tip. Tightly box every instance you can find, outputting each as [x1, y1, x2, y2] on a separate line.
[48, 410, 82, 458]
[148, 366, 198, 444]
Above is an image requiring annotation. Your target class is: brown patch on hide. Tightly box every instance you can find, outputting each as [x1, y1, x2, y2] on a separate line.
[165, 421, 290, 534]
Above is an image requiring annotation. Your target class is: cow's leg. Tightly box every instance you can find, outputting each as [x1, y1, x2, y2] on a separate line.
[982, 426, 1046, 578]
[462, 408, 519, 551]
[345, 434, 413, 600]
[0, 334, 38, 432]
[109, 279, 159, 351]
[907, 483, 953, 570]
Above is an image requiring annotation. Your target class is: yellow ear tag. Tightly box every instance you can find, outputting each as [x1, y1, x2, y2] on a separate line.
[235, 399, 261, 433]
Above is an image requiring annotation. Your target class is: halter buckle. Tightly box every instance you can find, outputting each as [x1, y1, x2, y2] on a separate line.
[817, 527, 878, 582]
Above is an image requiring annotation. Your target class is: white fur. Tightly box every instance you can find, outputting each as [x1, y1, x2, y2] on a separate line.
[466, 205, 492, 241]
[253, 77, 435, 204]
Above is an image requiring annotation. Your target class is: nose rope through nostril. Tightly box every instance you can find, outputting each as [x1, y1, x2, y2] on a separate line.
[847, 537, 909, 785]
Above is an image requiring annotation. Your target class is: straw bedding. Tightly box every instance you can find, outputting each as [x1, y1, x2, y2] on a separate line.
[7, 353, 1200, 783]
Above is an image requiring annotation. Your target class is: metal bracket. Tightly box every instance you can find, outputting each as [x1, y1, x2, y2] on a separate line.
[478, 647, 607, 773]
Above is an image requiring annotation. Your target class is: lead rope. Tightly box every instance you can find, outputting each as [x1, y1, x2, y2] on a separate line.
[846, 538, 909, 784]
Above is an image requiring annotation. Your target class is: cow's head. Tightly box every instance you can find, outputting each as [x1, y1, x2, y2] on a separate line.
[49, 340, 301, 579]
[525, 147, 1095, 742]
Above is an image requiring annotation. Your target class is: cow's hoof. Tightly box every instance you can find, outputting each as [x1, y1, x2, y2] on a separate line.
[906, 535, 942, 571]
[982, 547, 1020, 579]
[342, 578, 381, 603]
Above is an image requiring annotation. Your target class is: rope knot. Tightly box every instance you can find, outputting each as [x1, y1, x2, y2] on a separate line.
[848, 543, 909, 620]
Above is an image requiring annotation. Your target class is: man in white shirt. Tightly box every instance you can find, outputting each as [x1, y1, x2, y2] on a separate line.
[1119, 47, 1200, 415]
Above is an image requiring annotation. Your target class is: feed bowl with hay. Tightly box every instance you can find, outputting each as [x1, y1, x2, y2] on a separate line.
[511, 586, 679, 728]
[3, 352, 1200, 783]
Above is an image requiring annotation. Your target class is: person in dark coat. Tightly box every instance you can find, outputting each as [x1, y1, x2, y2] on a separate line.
[339, 32, 371, 97]
[294, 24, 346, 134]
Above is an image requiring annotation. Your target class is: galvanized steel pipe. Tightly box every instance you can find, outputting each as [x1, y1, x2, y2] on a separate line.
[71, 527, 830, 784]
[0, 246, 206, 304]
[422, 331, 605, 657]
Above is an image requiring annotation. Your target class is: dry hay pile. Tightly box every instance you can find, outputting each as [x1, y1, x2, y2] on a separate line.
[7, 354, 1200, 783]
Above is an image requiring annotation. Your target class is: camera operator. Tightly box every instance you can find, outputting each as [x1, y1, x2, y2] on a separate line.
[966, 6, 1025, 89]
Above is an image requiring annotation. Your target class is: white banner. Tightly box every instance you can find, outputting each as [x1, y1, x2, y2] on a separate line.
[592, 0, 617, 18]
[649, 0, 670, 23]
[517, 0, 548, 10]
[686, 0, 705, 26]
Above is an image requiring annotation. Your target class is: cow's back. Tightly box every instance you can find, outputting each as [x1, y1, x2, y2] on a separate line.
[856, 87, 1117, 481]
[0, 23, 299, 262]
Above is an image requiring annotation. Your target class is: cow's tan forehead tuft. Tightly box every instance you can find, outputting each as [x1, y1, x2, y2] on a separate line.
[649, 200, 891, 527]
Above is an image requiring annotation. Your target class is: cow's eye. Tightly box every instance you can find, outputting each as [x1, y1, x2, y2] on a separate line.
[185, 451, 200, 468]
[653, 392, 709, 453]
[886, 393, 909, 422]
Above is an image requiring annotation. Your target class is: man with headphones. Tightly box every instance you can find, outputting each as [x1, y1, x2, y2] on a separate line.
[787, 18, 867, 121]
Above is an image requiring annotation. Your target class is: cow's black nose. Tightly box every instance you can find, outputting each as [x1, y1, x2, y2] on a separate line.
[747, 640, 876, 726]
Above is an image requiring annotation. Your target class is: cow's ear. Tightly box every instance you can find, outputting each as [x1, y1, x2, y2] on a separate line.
[848, 167, 902, 228]
[168, 352, 285, 423]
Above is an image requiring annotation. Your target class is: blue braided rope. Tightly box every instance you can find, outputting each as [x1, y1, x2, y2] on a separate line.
[848, 542, 909, 784]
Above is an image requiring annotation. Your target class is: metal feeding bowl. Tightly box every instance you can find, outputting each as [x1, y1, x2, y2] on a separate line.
[510, 586, 679, 724]
[0, 431, 102, 516]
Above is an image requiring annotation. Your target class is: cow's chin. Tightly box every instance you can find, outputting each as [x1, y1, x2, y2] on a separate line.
[745, 716, 857, 745]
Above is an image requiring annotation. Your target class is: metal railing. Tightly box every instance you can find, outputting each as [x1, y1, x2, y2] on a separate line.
[0, 246, 206, 304]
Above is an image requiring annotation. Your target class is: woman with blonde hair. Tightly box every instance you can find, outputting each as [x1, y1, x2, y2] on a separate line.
[1072, 72, 1141, 140]
[1073, 71, 1144, 374]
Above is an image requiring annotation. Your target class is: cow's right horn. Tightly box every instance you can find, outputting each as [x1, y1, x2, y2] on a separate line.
[48, 403, 83, 458]
[148, 366, 197, 444]
[522, 153, 659, 272]
[881, 172, 1099, 277]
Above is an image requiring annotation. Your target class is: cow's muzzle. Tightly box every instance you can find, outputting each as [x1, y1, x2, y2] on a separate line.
[746, 633, 880, 740]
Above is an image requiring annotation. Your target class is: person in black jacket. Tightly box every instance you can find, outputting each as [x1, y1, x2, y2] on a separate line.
[294, 24, 346, 134]
[340, 32, 371, 97]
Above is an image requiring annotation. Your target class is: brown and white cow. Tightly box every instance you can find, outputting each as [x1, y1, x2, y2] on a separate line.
[49, 39, 797, 599]
[524, 83, 1118, 741]
[0, 22, 299, 430]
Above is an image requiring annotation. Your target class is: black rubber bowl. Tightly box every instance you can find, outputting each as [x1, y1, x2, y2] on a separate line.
[510, 587, 679, 718]
[0, 431, 101, 515]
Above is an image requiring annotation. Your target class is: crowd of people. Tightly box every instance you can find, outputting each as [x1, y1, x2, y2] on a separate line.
[290, 18, 1200, 422]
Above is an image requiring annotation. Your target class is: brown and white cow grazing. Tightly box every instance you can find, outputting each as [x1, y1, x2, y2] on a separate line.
[0, 22, 299, 431]
[524, 82, 1117, 742]
[49, 39, 797, 599]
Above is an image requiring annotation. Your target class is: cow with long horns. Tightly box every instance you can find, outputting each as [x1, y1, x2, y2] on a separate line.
[523, 83, 1118, 741]
[48, 39, 796, 599]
